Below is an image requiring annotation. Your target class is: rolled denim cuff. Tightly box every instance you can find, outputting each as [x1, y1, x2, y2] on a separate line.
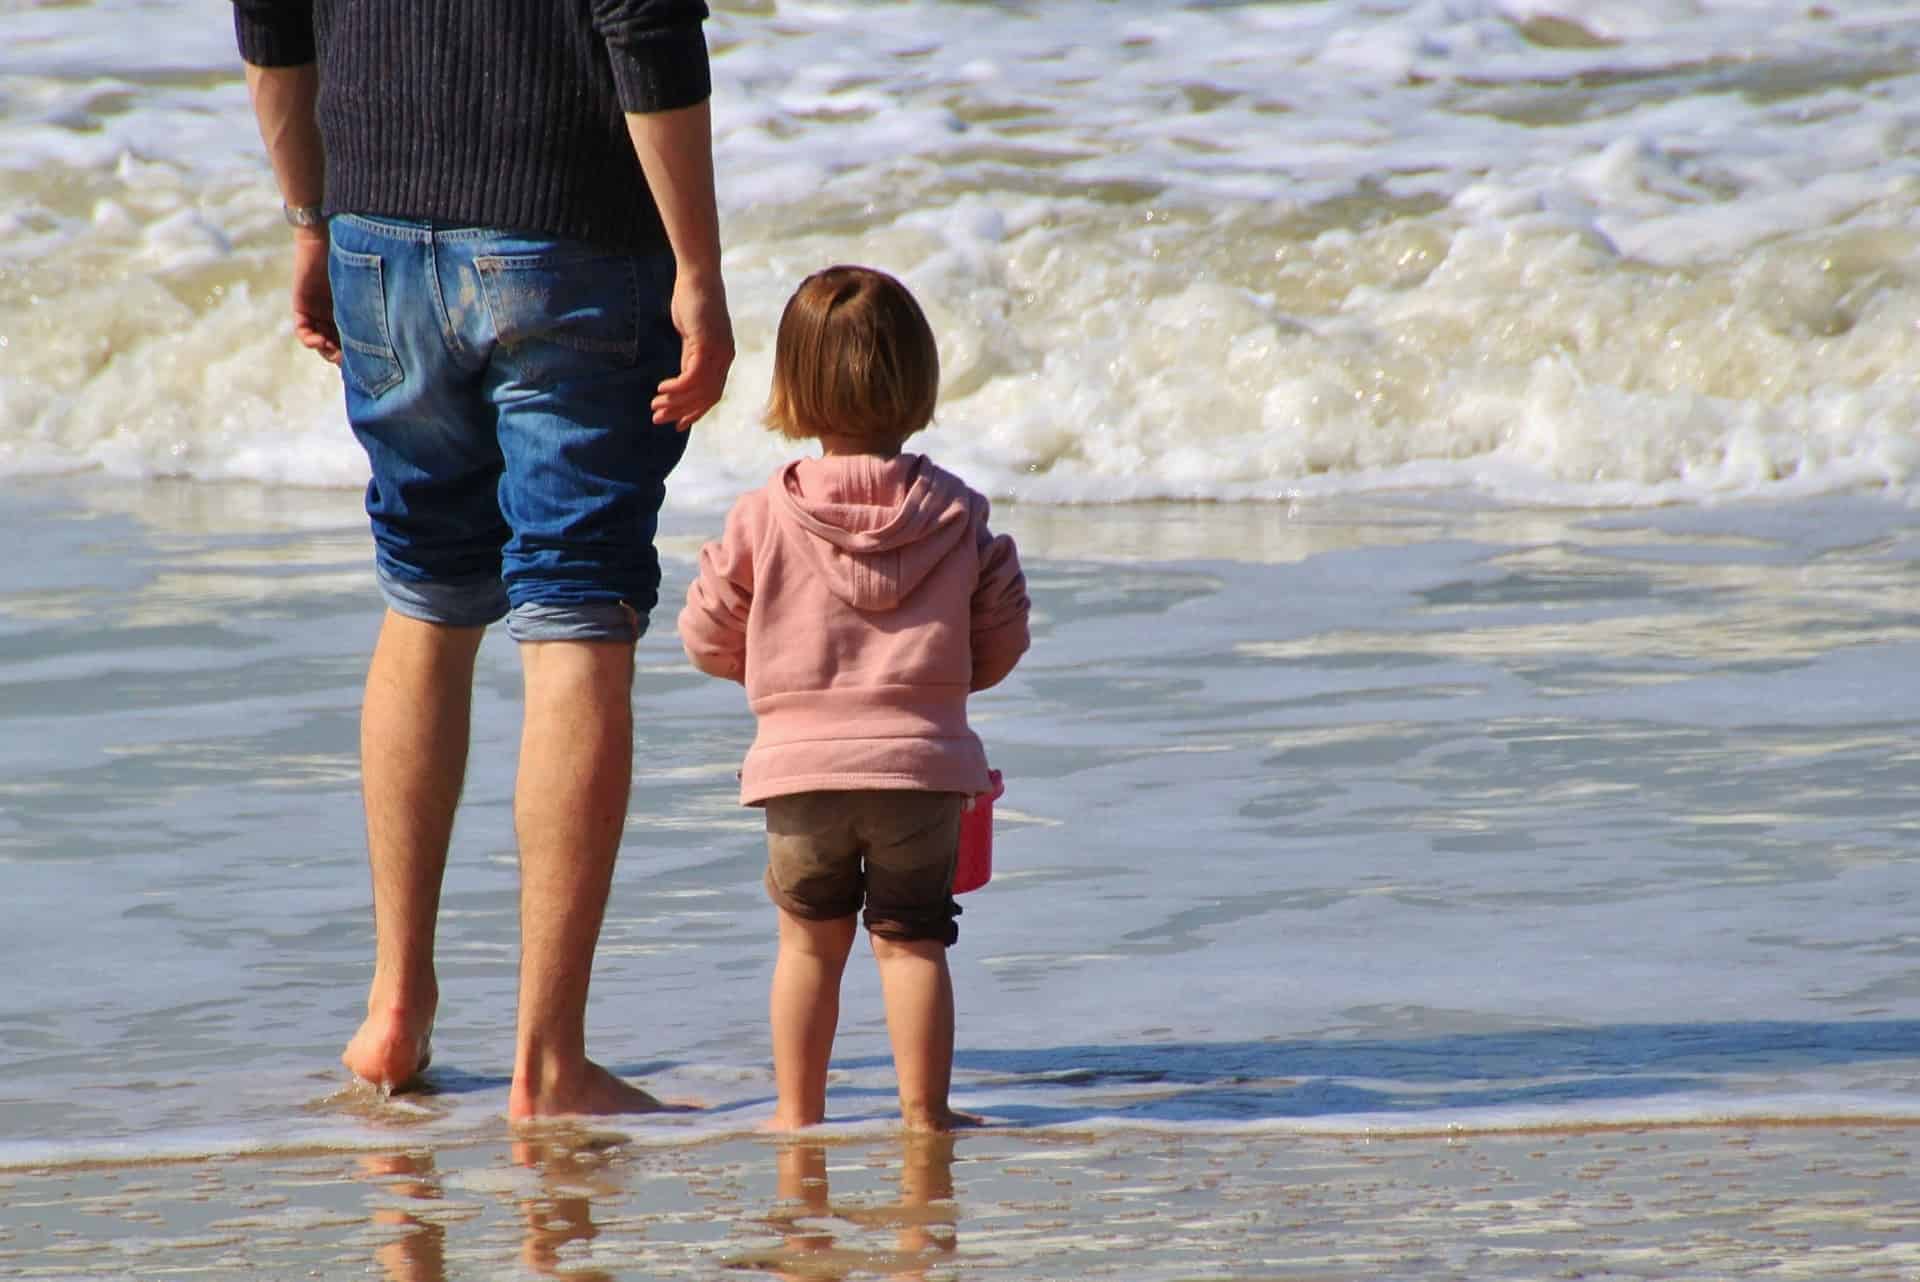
[506, 600, 643, 644]
[377, 569, 509, 630]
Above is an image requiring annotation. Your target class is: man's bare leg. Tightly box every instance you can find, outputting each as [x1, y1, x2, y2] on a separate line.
[343, 610, 484, 1089]
[508, 637, 664, 1118]
[765, 908, 858, 1129]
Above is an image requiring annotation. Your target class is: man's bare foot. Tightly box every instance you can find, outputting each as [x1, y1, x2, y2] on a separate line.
[759, 1111, 825, 1133]
[508, 1058, 672, 1120]
[343, 1008, 434, 1091]
[901, 1107, 985, 1134]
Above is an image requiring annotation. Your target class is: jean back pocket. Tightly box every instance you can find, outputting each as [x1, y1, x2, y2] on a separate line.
[475, 251, 645, 386]
[330, 246, 405, 398]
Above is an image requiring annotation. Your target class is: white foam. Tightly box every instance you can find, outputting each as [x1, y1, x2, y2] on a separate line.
[1, 0, 1916, 506]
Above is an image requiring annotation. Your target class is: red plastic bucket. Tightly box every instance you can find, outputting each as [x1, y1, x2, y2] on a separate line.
[953, 769, 1004, 894]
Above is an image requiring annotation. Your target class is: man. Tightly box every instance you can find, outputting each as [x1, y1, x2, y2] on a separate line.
[233, 0, 733, 1118]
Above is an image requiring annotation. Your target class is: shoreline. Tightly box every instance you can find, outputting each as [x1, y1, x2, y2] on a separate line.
[8, 1106, 1920, 1175]
[5, 1121, 1917, 1280]
[6, 474, 1918, 1278]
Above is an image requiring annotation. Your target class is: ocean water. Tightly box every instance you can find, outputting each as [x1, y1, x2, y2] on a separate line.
[4, 0, 1917, 505]
[4, 476, 1916, 1175]
[2, 0, 1919, 1191]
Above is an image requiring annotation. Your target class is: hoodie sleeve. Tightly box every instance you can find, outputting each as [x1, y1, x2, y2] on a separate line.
[678, 495, 757, 684]
[969, 499, 1030, 692]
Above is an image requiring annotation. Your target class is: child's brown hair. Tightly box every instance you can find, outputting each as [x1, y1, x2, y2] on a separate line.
[765, 266, 940, 451]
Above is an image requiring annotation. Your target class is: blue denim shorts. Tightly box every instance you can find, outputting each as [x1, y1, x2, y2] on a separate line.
[327, 214, 689, 643]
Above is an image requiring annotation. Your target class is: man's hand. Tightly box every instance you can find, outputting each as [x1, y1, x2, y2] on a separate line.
[243, 62, 336, 363]
[652, 267, 732, 430]
[290, 225, 341, 364]
[624, 100, 729, 431]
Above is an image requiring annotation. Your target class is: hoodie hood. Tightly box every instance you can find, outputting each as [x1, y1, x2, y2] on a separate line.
[773, 453, 973, 611]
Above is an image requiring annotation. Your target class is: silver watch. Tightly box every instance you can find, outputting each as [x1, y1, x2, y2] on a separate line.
[282, 202, 326, 229]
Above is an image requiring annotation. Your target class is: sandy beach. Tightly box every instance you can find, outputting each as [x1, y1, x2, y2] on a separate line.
[7, 1121, 1919, 1280]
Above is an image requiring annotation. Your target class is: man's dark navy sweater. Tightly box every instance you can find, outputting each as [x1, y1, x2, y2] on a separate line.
[232, 0, 712, 250]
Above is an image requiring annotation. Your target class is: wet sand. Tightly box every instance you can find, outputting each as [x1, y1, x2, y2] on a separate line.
[6, 1120, 1919, 1280]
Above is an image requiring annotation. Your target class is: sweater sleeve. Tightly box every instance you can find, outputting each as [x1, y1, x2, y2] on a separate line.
[969, 501, 1030, 692]
[590, 0, 713, 114]
[678, 497, 756, 684]
[232, 0, 315, 67]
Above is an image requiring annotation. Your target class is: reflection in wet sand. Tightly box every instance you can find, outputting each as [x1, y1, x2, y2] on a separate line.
[733, 1134, 958, 1280]
[511, 1135, 628, 1282]
[358, 1152, 446, 1282]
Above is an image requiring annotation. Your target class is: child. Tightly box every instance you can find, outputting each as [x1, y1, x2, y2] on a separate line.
[678, 265, 1030, 1132]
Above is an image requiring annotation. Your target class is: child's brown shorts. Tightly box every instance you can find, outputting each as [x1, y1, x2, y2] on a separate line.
[763, 790, 966, 946]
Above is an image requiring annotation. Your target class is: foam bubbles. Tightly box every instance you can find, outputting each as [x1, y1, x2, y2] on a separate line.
[1, 0, 1916, 506]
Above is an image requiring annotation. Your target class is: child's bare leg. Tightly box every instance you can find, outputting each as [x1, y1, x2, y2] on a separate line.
[870, 933, 958, 1132]
[768, 909, 858, 1129]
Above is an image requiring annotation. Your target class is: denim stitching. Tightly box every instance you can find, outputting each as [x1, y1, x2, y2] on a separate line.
[334, 214, 502, 245]
[334, 213, 432, 243]
[330, 246, 403, 396]
[423, 229, 483, 369]
[472, 255, 640, 358]
[630, 256, 642, 369]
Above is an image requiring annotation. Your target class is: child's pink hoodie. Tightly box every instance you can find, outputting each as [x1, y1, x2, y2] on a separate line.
[678, 453, 1029, 805]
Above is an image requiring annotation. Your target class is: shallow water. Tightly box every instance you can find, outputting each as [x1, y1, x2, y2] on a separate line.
[3, 477, 1916, 1168]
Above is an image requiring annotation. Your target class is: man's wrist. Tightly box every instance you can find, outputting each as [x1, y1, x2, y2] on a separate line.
[282, 202, 326, 229]
[674, 257, 724, 285]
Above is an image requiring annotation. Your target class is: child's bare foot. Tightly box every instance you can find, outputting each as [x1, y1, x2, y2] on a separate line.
[508, 1059, 672, 1120]
[342, 1008, 434, 1091]
[760, 1109, 827, 1133]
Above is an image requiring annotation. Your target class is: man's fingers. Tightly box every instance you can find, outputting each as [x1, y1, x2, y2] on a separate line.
[652, 387, 706, 428]
[654, 273, 735, 423]
[295, 317, 343, 364]
[653, 343, 728, 425]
